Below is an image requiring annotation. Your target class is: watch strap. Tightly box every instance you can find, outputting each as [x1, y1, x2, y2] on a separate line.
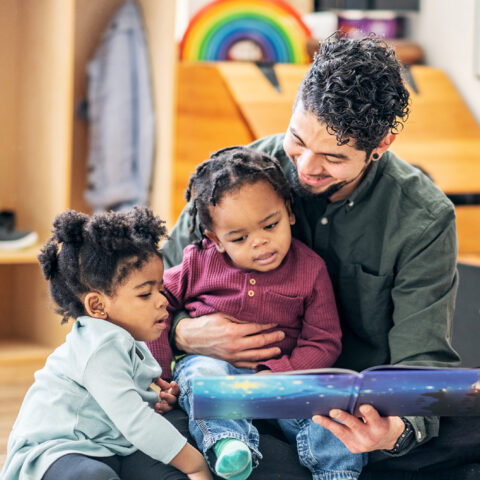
[384, 417, 415, 454]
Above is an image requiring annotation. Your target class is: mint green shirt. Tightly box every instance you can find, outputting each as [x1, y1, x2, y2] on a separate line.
[2, 317, 186, 480]
[162, 134, 460, 451]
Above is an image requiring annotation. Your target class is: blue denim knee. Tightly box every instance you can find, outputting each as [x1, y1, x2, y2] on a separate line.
[173, 355, 262, 469]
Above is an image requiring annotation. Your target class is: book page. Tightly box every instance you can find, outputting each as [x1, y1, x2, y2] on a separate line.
[193, 372, 359, 419]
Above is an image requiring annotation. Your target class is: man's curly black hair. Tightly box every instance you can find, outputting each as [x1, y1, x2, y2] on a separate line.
[186, 146, 292, 248]
[296, 33, 410, 154]
[38, 207, 167, 324]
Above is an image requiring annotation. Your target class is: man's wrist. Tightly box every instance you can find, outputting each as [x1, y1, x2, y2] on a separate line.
[384, 417, 415, 455]
[169, 310, 190, 354]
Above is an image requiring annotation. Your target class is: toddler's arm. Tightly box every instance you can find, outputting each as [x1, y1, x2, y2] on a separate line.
[170, 442, 213, 480]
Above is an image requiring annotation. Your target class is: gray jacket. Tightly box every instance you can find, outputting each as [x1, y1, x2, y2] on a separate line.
[85, 0, 155, 212]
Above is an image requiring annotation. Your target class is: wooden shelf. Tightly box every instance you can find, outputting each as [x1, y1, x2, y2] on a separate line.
[0, 340, 53, 384]
[0, 243, 42, 264]
[0, 1, 176, 382]
[458, 254, 480, 267]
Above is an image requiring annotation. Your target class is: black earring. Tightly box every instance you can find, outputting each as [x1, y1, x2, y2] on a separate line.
[372, 153, 379, 160]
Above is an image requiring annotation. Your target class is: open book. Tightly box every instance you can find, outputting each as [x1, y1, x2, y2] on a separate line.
[192, 365, 480, 419]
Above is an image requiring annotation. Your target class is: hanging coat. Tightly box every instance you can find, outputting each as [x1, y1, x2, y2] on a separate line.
[85, 0, 155, 212]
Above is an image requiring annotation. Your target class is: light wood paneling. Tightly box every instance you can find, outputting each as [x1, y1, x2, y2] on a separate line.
[0, 1, 75, 354]
[456, 206, 480, 255]
[0, 246, 40, 265]
[0, 380, 33, 468]
[397, 67, 480, 143]
[0, 267, 14, 338]
[173, 63, 255, 221]
[16, 0, 74, 240]
[0, 0, 18, 211]
[217, 62, 306, 139]
[0, 341, 51, 384]
[142, 0, 177, 226]
[393, 139, 480, 194]
[13, 265, 70, 349]
[393, 67, 480, 196]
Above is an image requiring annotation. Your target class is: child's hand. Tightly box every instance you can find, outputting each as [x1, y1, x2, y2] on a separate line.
[170, 442, 213, 480]
[154, 378, 180, 414]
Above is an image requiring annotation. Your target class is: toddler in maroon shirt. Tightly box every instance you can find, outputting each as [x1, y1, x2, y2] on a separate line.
[148, 146, 364, 480]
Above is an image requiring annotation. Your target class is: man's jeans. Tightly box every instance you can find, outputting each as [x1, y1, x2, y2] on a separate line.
[174, 355, 366, 480]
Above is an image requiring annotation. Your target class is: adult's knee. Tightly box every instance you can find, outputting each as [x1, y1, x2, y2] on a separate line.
[42, 454, 120, 480]
[75, 461, 119, 480]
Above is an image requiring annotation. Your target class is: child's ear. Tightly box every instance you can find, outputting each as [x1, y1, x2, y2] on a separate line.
[204, 230, 225, 253]
[286, 202, 296, 226]
[84, 292, 108, 319]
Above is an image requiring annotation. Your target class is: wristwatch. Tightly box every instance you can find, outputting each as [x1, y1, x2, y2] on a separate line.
[384, 417, 415, 454]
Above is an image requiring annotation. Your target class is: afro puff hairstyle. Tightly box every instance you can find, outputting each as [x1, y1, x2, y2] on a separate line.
[38, 207, 167, 323]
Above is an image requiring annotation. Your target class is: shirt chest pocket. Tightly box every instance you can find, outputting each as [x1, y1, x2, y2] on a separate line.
[335, 264, 394, 340]
[261, 291, 304, 329]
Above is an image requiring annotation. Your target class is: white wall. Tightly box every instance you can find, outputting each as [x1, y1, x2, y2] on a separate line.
[410, 0, 480, 124]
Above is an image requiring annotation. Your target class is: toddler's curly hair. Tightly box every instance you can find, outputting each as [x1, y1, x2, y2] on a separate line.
[185, 146, 293, 248]
[38, 207, 167, 323]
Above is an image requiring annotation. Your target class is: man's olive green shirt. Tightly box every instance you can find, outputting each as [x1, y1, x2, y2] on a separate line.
[162, 134, 460, 452]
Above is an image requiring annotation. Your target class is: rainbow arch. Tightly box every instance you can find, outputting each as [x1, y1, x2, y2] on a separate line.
[180, 0, 312, 64]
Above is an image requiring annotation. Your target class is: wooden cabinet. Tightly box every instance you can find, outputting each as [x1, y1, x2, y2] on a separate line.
[0, 0, 176, 382]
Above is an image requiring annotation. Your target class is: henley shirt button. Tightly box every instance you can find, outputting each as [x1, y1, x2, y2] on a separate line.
[248, 290, 255, 297]
[320, 217, 328, 225]
[417, 431, 422, 440]
[348, 200, 354, 207]
[249, 278, 256, 285]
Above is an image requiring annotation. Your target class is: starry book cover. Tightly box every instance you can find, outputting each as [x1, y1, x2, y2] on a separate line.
[192, 366, 480, 419]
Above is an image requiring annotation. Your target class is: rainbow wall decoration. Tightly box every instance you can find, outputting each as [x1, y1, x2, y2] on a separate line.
[180, 0, 312, 64]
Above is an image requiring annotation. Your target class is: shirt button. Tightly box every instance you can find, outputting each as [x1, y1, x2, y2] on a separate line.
[249, 278, 256, 285]
[320, 217, 328, 225]
[348, 200, 354, 207]
[248, 290, 255, 297]
[417, 431, 422, 440]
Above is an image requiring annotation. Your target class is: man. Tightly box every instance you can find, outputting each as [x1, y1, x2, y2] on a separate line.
[161, 35, 477, 479]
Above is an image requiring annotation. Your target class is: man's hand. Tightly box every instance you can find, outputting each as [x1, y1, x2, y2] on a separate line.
[154, 378, 180, 414]
[312, 405, 406, 453]
[175, 312, 285, 369]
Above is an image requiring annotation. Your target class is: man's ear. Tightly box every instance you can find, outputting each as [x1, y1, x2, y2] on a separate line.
[204, 230, 225, 253]
[372, 133, 396, 161]
[84, 292, 108, 319]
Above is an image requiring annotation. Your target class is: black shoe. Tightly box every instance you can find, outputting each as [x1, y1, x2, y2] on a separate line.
[0, 210, 38, 250]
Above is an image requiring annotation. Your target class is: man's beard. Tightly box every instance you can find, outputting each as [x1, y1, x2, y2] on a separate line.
[290, 168, 347, 200]
[290, 161, 372, 200]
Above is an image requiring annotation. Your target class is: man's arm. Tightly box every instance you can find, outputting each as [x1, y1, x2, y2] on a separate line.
[162, 204, 201, 270]
[314, 202, 460, 455]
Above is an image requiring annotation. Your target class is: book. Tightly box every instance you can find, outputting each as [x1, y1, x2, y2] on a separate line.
[192, 365, 480, 420]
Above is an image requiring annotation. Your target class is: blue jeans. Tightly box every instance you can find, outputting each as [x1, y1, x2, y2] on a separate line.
[174, 355, 366, 480]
